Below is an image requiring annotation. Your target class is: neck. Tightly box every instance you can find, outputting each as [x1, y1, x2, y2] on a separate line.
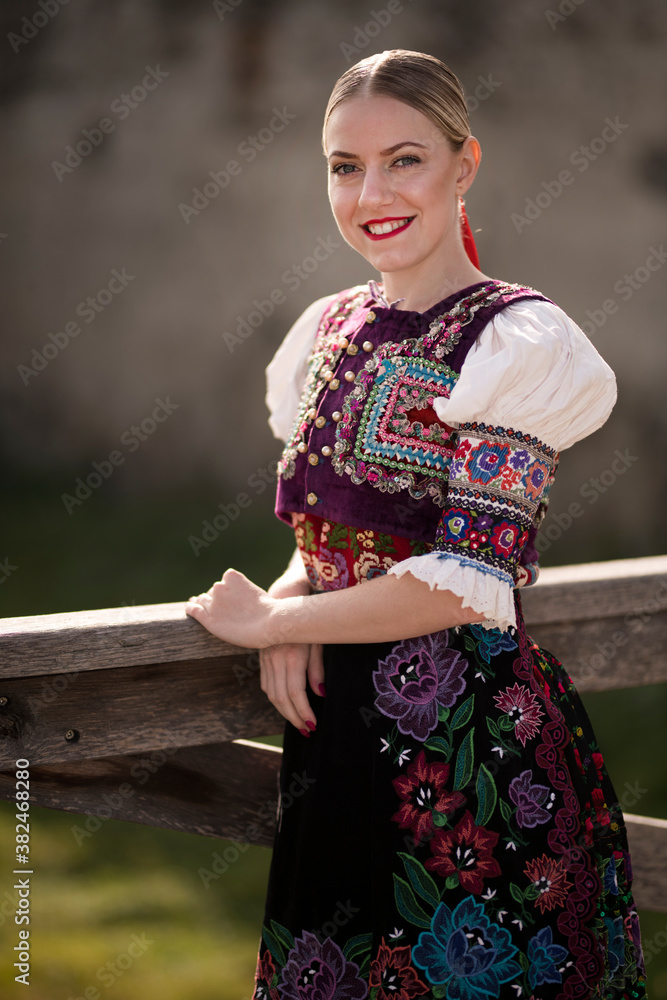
[380, 247, 489, 313]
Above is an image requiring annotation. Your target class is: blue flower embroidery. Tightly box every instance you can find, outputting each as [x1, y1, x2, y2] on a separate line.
[412, 896, 521, 999]
[468, 624, 517, 664]
[527, 926, 568, 988]
[605, 915, 626, 974]
[465, 443, 510, 485]
[604, 856, 620, 895]
[440, 509, 473, 543]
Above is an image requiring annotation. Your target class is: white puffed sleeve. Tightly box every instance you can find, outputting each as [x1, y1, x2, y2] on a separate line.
[265, 294, 337, 442]
[432, 299, 617, 449]
[387, 299, 617, 631]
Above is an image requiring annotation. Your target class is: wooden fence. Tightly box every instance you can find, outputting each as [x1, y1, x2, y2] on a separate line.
[1, 554, 666, 910]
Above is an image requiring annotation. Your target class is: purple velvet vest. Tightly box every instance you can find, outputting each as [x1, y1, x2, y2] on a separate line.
[275, 279, 552, 551]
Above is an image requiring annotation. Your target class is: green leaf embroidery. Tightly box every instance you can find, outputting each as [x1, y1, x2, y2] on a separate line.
[450, 694, 475, 731]
[424, 736, 451, 757]
[486, 715, 501, 740]
[433, 811, 450, 827]
[499, 798, 513, 823]
[393, 874, 433, 930]
[463, 636, 477, 651]
[398, 852, 440, 909]
[445, 874, 460, 890]
[269, 919, 295, 953]
[509, 883, 525, 905]
[262, 925, 286, 967]
[343, 932, 373, 962]
[499, 714, 516, 732]
[474, 763, 498, 827]
[432, 986, 447, 998]
[454, 727, 475, 791]
[437, 705, 451, 723]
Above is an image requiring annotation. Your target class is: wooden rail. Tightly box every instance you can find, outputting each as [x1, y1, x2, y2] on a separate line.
[1, 554, 666, 909]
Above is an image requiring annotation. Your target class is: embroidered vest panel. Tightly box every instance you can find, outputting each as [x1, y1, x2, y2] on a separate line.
[275, 280, 552, 547]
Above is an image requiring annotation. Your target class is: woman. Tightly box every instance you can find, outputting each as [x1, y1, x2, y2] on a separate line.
[186, 50, 646, 999]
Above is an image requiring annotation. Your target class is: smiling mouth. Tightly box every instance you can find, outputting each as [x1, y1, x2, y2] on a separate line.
[361, 216, 416, 240]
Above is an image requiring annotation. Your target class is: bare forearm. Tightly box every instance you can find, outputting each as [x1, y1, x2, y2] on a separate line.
[267, 570, 484, 646]
[267, 547, 310, 599]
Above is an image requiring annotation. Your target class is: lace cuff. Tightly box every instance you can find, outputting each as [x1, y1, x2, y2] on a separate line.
[387, 551, 517, 631]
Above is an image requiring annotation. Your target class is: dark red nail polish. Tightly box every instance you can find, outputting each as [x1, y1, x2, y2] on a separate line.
[305, 720, 316, 731]
[299, 728, 310, 738]
[318, 684, 327, 697]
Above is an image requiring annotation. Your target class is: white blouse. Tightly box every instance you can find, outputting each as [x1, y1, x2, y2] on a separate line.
[265, 286, 617, 629]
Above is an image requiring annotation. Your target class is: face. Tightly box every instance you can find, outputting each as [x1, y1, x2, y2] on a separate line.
[324, 94, 480, 276]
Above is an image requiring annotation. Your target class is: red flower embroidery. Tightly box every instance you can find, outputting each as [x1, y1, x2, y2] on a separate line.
[254, 952, 279, 1000]
[369, 939, 429, 999]
[493, 683, 545, 746]
[524, 854, 572, 913]
[425, 810, 501, 894]
[592, 787, 611, 826]
[489, 521, 520, 558]
[392, 750, 466, 845]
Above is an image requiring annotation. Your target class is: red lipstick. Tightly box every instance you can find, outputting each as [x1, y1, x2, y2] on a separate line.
[361, 216, 416, 241]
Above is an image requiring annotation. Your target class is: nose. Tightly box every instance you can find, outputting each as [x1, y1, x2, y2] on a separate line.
[357, 165, 395, 213]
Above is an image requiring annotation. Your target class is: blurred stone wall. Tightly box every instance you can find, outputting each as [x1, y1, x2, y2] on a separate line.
[1, 0, 666, 558]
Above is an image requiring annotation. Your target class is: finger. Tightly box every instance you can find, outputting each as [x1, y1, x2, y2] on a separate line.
[285, 657, 316, 733]
[307, 643, 326, 698]
[271, 656, 311, 734]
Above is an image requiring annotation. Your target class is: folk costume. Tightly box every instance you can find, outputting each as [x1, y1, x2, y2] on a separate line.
[252, 212, 647, 999]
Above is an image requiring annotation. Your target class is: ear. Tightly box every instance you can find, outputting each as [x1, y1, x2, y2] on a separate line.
[455, 136, 482, 196]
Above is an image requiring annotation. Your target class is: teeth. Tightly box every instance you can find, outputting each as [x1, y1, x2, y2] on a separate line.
[367, 218, 410, 235]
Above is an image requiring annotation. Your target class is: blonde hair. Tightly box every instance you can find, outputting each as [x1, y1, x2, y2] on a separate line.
[322, 49, 471, 154]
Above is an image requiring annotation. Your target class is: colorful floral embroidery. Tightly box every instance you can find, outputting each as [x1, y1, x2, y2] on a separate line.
[493, 683, 545, 746]
[508, 770, 554, 828]
[526, 926, 569, 989]
[369, 939, 429, 999]
[412, 896, 522, 997]
[523, 854, 573, 914]
[392, 751, 467, 847]
[434, 423, 558, 588]
[279, 932, 367, 999]
[425, 810, 502, 894]
[372, 633, 468, 741]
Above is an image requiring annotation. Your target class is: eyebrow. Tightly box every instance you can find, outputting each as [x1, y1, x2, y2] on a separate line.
[327, 140, 429, 160]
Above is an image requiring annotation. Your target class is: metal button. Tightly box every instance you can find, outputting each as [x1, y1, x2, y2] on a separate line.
[321, 445, 333, 457]
[308, 453, 319, 466]
[363, 341, 374, 352]
[365, 310, 376, 323]
[315, 415, 326, 428]
[346, 343, 359, 355]
[330, 379, 340, 390]
[297, 441, 307, 453]
[332, 411, 342, 422]
[344, 371, 355, 382]
[306, 492, 318, 506]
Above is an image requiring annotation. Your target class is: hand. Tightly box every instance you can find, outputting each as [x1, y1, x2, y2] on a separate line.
[260, 642, 325, 735]
[185, 568, 276, 648]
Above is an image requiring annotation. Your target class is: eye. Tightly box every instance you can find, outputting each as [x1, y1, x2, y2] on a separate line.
[330, 162, 358, 175]
[393, 154, 421, 168]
